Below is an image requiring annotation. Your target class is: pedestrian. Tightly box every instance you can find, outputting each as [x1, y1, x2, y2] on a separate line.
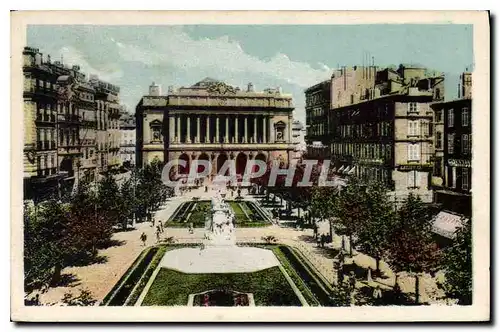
[316, 236, 321, 248]
[156, 229, 160, 243]
[373, 285, 383, 305]
[320, 234, 325, 248]
[152, 218, 155, 227]
[140, 232, 147, 246]
[156, 225, 161, 234]
[159, 220, 164, 233]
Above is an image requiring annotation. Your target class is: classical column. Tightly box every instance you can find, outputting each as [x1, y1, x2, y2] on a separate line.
[253, 116, 257, 143]
[206, 116, 210, 143]
[196, 115, 200, 143]
[288, 116, 293, 142]
[186, 115, 191, 143]
[262, 116, 267, 143]
[244, 116, 248, 143]
[216, 116, 220, 143]
[235, 116, 239, 143]
[176, 115, 181, 143]
[224, 116, 229, 143]
[169, 115, 175, 143]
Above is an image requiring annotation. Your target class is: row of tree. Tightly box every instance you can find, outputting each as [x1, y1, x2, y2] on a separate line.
[251, 160, 472, 305]
[24, 160, 172, 295]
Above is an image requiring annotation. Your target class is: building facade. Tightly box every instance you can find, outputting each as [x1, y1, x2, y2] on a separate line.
[136, 78, 295, 175]
[90, 75, 123, 172]
[23, 46, 123, 202]
[328, 64, 445, 203]
[431, 73, 472, 215]
[23, 47, 66, 201]
[119, 112, 136, 167]
[304, 80, 331, 159]
[290, 120, 307, 163]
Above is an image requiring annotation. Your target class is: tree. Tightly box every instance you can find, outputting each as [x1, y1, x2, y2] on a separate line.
[24, 199, 71, 291]
[118, 178, 137, 229]
[330, 280, 352, 306]
[332, 177, 368, 256]
[65, 181, 113, 264]
[97, 174, 121, 227]
[441, 217, 472, 305]
[387, 193, 441, 304]
[61, 288, 97, 306]
[356, 181, 397, 275]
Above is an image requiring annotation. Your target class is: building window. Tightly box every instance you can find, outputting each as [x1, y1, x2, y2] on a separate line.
[436, 131, 442, 149]
[462, 168, 469, 190]
[448, 109, 454, 127]
[408, 144, 420, 161]
[408, 120, 420, 136]
[434, 157, 442, 177]
[462, 107, 470, 127]
[448, 134, 455, 154]
[435, 109, 443, 122]
[462, 134, 471, 154]
[407, 171, 420, 188]
[408, 102, 418, 114]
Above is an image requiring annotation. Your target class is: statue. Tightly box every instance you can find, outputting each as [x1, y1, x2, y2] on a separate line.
[205, 191, 236, 246]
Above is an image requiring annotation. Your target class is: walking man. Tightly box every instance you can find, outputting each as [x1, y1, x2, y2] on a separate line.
[140, 232, 147, 246]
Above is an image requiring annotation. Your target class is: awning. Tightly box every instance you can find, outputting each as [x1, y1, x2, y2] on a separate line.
[431, 211, 468, 239]
[337, 165, 345, 173]
[343, 165, 352, 174]
[448, 159, 471, 168]
[348, 166, 356, 175]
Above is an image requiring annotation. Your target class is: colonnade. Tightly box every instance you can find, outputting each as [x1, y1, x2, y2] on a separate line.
[168, 114, 271, 144]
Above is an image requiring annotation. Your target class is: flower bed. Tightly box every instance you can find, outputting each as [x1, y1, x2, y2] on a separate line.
[125, 246, 168, 306]
[101, 247, 159, 306]
[277, 245, 334, 306]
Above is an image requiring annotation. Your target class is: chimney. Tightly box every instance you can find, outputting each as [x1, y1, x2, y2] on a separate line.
[149, 82, 161, 96]
[277, 86, 283, 94]
[247, 82, 254, 92]
[168, 85, 174, 93]
[461, 72, 472, 99]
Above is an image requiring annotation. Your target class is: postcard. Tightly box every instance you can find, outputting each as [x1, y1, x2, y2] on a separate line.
[11, 10, 490, 322]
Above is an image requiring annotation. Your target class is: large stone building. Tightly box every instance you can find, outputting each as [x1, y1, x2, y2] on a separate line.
[431, 72, 472, 215]
[23, 47, 65, 201]
[135, 78, 295, 175]
[119, 112, 136, 167]
[304, 80, 331, 159]
[90, 75, 123, 172]
[324, 64, 445, 203]
[23, 46, 123, 201]
[290, 120, 307, 163]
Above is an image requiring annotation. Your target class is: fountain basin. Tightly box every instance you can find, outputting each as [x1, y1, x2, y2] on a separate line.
[159, 246, 280, 274]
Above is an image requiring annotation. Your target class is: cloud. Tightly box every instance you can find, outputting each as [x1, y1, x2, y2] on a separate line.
[58, 46, 124, 82]
[113, 28, 331, 89]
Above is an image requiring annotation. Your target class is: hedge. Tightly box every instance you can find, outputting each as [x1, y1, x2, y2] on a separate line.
[102, 247, 159, 306]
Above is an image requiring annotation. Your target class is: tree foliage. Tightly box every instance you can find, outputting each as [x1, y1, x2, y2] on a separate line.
[355, 181, 397, 272]
[442, 217, 472, 305]
[387, 193, 441, 275]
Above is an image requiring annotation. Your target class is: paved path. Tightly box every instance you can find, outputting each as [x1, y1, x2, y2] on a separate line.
[37, 185, 447, 305]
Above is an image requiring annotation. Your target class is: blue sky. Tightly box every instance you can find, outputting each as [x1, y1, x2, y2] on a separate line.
[27, 24, 473, 123]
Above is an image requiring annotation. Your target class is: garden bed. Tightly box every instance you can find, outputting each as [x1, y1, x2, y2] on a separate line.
[101, 247, 159, 306]
[166, 201, 210, 227]
[141, 266, 302, 306]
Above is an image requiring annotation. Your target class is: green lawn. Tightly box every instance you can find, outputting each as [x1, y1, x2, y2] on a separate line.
[167, 200, 269, 228]
[141, 267, 302, 306]
[166, 201, 211, 227]
[228, 201, 269, 227]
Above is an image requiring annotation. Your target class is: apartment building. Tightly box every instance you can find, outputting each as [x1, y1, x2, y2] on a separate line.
[304, 80, 330, 159]
[329, 64, 445, 203]
[431, 72, 472, 216]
